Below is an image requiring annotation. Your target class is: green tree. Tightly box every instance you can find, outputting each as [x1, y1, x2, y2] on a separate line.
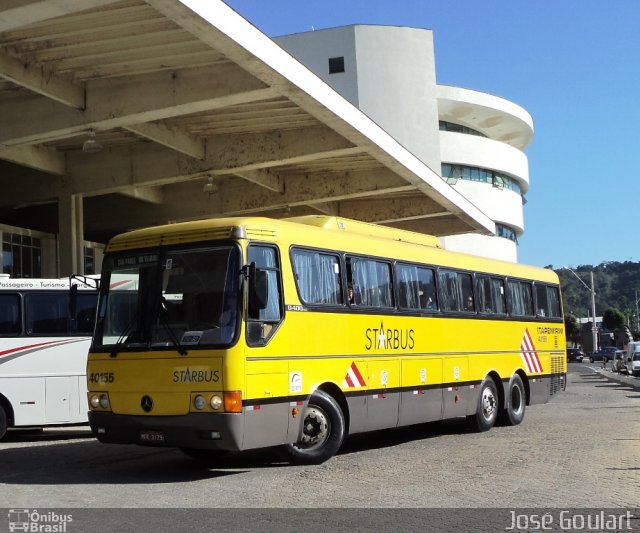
[564, 314, 580, 345]
[602, 308, 625, 331]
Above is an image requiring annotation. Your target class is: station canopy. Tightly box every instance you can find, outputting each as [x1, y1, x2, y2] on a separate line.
[0, 0, 494, 243]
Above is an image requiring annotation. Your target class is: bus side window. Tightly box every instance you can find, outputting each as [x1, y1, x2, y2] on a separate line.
[536, 284, 561, 318]
[460, 273, 475, 312]
[507, 279, 534, 317]
[347, 256, 393, 308]
[438, 269, 473, 312]
[546, 286, 561, 318]
[476, 275, 505, 315]
[396, 263, 437, 311]
[0, 293, 21, 335]
[535, 283, 548, 317]
[247, 245, 283, 346]
[291, 249, 343, 306]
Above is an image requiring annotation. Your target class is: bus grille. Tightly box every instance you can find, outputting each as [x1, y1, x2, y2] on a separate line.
[550, 354, 565, 395]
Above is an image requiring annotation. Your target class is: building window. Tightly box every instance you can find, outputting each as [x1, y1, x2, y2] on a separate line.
[84, 246, 95, 275]
[441, 163, 522, 195]
[2, 233, 41, 278]
[439, 121, 487, 138]
[496, 224, 518, 243]
[328, 56, 345, 74]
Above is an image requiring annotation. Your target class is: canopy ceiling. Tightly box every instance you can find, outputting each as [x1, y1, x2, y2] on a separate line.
[0, 0, 494, 242]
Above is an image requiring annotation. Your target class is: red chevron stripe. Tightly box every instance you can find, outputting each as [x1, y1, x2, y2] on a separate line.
[350, 362, 365, 386]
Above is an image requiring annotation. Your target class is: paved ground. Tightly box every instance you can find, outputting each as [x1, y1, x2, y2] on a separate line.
[1, 366, 638, 530]
[1, 366, 638, 514]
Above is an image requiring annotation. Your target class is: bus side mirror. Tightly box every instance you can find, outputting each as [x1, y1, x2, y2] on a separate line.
[248, 262, 269, 313]
[68, 284, 78, 318]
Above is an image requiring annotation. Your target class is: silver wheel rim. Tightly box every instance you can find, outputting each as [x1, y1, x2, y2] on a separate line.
[296, 405, 330, 451]
[481, 386, 497, 422]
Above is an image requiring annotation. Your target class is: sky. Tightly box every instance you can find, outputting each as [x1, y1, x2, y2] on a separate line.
[223, 0, 640, 269]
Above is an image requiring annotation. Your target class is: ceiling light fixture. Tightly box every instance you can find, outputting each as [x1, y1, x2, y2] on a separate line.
[202, 175, 218, 195]
[82, 129, 103, 154]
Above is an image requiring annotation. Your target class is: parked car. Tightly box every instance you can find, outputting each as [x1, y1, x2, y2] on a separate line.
[626, 351, 640, 377]
[589, 347, 617, 363]
[623, 341, 640, 376]
[566, 348, 585, 363]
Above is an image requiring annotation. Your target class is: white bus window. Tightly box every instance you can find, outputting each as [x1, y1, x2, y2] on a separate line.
[75, 293, 98, 334]
[26, 293, 68, 335]
[0, 294, 21, 335]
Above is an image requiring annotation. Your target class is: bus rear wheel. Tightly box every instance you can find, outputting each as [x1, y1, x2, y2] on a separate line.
[281, 390, 345, 465]
[0, 405, 7, 440]
[467, 378, 498, 432]
[500, 374, 526, 426]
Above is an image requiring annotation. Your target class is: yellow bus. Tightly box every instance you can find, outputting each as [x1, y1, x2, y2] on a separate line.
[87, 216, 566, 464]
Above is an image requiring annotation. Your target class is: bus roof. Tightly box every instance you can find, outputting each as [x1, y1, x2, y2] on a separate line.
[106, 216, 558, 284]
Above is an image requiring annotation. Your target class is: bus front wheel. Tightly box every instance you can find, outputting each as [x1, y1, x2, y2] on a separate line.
[467, 378, 498, 432]
[281, 390, 345, 465]
[0, 405, 7, 440]
[500, 374, 526, 426]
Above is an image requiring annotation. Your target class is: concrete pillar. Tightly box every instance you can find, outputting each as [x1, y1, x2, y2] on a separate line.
[58, 194, 84, 277]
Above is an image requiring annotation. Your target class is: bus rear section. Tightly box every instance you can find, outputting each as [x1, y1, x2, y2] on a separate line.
[0, 276, 98, 439]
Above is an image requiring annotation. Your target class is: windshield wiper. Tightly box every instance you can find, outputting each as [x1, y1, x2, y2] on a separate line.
[110, 318, 138, 358]
[159, 298, 187, 356]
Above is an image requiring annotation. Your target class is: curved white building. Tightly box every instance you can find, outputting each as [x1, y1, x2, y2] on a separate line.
[276, 25, 534, 262]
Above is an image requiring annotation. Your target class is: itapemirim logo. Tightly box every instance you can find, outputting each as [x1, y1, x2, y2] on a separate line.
[7, 509, 72, 532]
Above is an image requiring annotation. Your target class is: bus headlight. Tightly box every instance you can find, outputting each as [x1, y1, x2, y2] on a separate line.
[90, 394, 100, 409]
[194, 395, 206, 410]
[90, 393, 110, 409]
[99, 394, 110, 409]
[210, 395, 223, 410]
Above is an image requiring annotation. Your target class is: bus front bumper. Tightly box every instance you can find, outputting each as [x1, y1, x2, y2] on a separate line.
[88, 411, 244, 451]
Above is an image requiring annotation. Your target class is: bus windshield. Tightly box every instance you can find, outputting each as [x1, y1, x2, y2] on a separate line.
[93, 244, 242, 351]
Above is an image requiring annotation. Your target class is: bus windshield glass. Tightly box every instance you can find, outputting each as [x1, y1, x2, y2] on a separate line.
[93, 244, 241, 351]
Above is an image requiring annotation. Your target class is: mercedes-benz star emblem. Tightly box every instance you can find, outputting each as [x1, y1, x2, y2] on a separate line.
[141, 395, 154, 412]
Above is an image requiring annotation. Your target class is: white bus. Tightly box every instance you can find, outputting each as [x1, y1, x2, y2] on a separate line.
[0, 275, 98, 439]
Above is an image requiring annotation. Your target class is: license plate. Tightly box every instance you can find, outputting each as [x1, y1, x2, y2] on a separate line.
[139, 431, 165, 443]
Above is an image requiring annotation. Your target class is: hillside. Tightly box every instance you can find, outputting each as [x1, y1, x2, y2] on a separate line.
[553, 261, 640, 325]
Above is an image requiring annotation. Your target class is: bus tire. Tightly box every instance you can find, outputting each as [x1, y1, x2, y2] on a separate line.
[281, 390, 345, 465]
[467, 378, 499, 432]
[500, 374, 526, 426]
[180, 448, 228, 465]
[0, 405, 7, 440]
